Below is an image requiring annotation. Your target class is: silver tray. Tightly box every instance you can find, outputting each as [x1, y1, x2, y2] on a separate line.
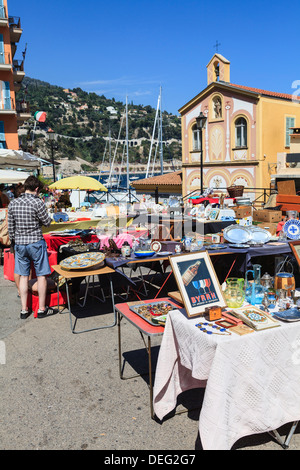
[229, 243, 250, 248]
[247, 226, 271, 244]
[223, 225, 251, 244]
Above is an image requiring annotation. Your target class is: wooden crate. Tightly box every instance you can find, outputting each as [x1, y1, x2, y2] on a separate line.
[276, 194, 300, 212]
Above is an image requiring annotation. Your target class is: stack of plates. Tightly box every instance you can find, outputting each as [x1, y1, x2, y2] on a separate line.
[235, 197, 252, 206]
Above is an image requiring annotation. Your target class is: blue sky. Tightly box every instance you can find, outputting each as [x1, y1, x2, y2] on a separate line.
[11, 0, 300, 115]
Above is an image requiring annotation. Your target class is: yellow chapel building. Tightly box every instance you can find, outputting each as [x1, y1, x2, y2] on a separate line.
[179, 54, 300, 197]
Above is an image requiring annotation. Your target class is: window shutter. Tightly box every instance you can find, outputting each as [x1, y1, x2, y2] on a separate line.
[0, 34, 4, 64]
[0, 121, 5, 141]
[0, 1, 4, 19]
[3, 81, 10, 109]
[286, 117, 295, 147]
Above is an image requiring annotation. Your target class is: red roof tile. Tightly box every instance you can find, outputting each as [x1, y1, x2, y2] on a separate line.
[230, 83, 300, 101]
[131, 171, 182, 187]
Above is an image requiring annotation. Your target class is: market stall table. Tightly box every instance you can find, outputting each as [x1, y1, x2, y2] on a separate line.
[52, 264, 116, 334]
[115, 297, 182, 418]
[106, 252, 175, 298]
[153, 308, 300, 450]
[43, 232, 99, 252]
[147, 215, 236, 239]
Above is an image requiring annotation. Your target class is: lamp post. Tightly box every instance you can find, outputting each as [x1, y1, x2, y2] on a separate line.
[47, 129, 56, 182]
[195, 111, 207, 194]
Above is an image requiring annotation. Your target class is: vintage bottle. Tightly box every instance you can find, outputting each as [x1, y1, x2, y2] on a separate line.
[182, 261, 201, 286]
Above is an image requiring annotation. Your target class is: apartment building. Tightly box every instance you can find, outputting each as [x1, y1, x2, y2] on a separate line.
[0, 0, 29, 149]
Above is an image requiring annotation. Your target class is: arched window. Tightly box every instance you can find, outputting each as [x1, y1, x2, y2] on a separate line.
[235, 117, 247, 147]
[192, 124, 201, 151]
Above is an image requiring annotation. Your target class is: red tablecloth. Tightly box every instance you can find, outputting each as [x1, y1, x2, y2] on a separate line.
[43, 234, 99, 251]
[43, 229, 148, 252]
[3, 249, 58, 281]
[189, 197, 236, 205]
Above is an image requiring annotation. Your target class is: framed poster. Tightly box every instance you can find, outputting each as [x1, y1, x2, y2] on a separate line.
[289, 240, 300, 267]
[169, 251, 226, 318]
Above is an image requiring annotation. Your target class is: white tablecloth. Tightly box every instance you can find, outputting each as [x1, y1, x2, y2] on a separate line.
[153, 309, 300, 450]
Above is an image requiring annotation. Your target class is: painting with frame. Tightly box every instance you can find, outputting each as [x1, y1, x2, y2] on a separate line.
[169, 251, 226, 318]
[289, 240, 300, 267]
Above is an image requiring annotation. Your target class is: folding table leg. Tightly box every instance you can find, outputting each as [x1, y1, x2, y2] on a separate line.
[117, 312, 154, 418]
[65, 275, 117, 334]
[268, 421, 299, 449]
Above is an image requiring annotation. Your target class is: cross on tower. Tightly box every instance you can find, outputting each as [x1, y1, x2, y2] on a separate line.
[214, 40, 221, 53]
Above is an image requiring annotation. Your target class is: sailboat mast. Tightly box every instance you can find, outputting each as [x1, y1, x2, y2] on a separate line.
[126, 95, 129, 191]
[159, 86, 163, 174]
[146, 92, 160, 178]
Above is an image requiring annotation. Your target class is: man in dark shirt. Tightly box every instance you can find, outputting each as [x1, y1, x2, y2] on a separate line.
[8, 175, 54, 319]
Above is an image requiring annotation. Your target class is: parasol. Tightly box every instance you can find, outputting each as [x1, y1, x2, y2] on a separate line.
[48, 175, 108, 192]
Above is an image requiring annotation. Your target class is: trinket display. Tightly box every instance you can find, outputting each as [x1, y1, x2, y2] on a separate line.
[129, 302, 174, 326]
[195, 321, 231, 336]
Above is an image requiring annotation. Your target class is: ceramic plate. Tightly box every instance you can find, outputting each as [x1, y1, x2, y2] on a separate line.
[273, 308, 300, 322]
[156, 251, 173, 256]
[60, 252, 105, 270]
[223, 225, 251, 244]
[150, 241, 161, 253]
[248, 226, 271, 244]
[283, 219, 300, 240]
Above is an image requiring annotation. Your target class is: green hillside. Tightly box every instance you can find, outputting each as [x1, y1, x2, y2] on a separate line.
[17, 78, 182, 167]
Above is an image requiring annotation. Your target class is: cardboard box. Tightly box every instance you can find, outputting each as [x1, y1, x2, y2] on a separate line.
[233, 206, 253, 218]
[256, 222, 278, 236]
[252, 209, 282, 223]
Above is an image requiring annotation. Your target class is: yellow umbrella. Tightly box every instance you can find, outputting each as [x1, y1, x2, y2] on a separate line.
[48, 175, 108, 192]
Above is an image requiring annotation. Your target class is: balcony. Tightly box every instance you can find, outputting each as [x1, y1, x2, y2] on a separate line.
[0, 51, 12, 71]
[0, 5, 8, 26]
[16, 100, 31, 123]
[8, 16, 22, 43]
[13, 59, 25, 82]
[0, 96, 16, 115]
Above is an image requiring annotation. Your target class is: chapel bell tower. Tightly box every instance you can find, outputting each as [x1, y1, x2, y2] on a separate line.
[207, 54, 230, 85]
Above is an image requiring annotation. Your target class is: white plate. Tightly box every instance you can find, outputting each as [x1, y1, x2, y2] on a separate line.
[157, 251, 172, 256]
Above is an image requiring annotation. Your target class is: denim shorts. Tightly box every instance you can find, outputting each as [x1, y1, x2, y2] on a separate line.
[14, 239, 51, 277]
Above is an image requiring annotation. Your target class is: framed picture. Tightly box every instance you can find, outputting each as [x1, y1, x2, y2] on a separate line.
[169, 251, 226, 318]
[289, 241, 300, 267]
[209, 208, 220, 221]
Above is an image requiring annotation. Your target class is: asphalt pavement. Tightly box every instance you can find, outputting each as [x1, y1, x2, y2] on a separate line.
[0, 265, 299, 452]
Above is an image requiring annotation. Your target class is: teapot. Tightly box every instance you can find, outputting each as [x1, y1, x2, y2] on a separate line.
[260, 272, 274, 290]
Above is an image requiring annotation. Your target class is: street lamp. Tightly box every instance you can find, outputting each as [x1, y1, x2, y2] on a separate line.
[47, 128, 56, 182]
[195, 111, 207, 194]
